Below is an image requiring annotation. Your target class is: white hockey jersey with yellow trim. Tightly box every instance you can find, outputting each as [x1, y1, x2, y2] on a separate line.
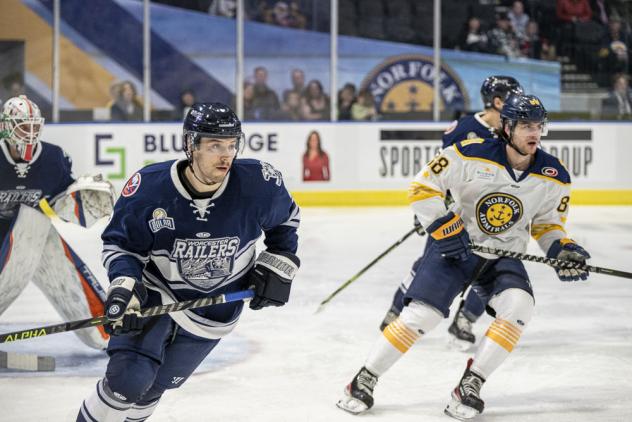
[409, 138, 571, 257]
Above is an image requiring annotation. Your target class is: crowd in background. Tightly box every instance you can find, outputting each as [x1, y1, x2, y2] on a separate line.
[108, 0, 632, 121]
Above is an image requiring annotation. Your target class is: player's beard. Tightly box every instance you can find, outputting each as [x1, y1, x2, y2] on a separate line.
[191, 158, 232, 186]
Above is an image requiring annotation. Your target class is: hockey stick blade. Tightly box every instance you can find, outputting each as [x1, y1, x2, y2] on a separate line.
[0, 290, 255, 344]
[315, 226, 425, 313]
[470, 244, 632, 279]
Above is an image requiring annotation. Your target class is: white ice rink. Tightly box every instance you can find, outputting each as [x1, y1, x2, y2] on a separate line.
[1, 206, 631, 422]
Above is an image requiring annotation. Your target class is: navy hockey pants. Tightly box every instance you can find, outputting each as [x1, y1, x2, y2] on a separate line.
[105, 314, 220, 406]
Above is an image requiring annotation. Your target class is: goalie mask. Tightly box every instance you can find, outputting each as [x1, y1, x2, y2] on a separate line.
[182, 102, 244, 165]
[1, 95, 44, 162]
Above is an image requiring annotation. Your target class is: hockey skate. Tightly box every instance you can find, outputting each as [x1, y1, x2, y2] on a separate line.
[448, 303, 476, 351]
[379, 306, 400, 331]
[336, 367, 378, 415]
[445, 358, 485, 420]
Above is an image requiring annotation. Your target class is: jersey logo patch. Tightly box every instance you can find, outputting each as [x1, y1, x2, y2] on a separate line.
[261, 162, 282, 186]
[541, 167, 558, 177]
[172, 236, 241, 291]
[122, 173, 141, 197]
[14, 162, 31, 178]
[148, 208, 175, 233]
[476, 193, 523, 235]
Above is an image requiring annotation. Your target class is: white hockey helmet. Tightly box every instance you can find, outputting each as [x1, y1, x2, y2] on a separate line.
[1, 95, 44, 161]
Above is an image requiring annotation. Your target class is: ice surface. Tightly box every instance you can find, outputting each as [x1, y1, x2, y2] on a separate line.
[0, 206, 631, 421]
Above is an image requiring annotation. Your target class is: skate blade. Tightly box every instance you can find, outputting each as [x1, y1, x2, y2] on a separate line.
[448, 336, 476, 353]
[444, 397, 480, 420]
[336, 395, 370, 415]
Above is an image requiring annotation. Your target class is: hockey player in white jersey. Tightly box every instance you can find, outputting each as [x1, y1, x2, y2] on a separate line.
[76, 103, 300, 422]
[0, 95, 112, 350]
[337, 93, 590, 419]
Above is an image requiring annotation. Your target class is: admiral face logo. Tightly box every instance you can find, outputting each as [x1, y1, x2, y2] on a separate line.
[476, 193, 523, 235]
[122, 173, 141, 197]
[360, 54, 469, 114]
[172, 236, 240, 291]
[541, 166, 558, 177]
[148, 208, 175, 233]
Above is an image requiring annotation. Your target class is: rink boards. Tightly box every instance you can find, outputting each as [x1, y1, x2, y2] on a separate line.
[41, 121, 632, 205]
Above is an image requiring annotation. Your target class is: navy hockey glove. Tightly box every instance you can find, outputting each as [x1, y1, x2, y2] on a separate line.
[547, 238, 591, 282]
[248, 250, 300, 310]
[427, 211, 471, 261]
[104, 276, 148, 336]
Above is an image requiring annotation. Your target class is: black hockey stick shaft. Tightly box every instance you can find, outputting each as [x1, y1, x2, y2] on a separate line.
[0, 290, 255, 344]
[470, 244, 632, 279]
[316, 226, 424, 312]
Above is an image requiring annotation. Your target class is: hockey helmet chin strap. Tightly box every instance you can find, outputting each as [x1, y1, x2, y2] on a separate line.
[503, 120, 530, 157]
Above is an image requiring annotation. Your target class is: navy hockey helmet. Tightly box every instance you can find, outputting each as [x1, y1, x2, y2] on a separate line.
[481, 75, 524, 109]
[182, 102, 244, 162]
[500, 93, 548, 152]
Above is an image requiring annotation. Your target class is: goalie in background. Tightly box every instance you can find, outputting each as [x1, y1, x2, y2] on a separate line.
[0, 95, 114, 350]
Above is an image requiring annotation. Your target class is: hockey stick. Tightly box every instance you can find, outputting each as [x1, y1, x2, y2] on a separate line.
[0, 289, 255, 344]
[316, 226, 425, 313]
[470, 244, 632, 279]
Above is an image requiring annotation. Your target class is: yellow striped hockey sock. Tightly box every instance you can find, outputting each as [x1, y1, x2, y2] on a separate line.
[365, 318, 421, 375]
[471, 318, 523, 379]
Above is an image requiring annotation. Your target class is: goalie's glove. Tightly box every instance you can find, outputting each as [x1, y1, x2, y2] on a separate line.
[547, 238, 591, 282]
[427, 211, 471, 261]
[248, 250, 300, 310]
[104, 276, 148, 336]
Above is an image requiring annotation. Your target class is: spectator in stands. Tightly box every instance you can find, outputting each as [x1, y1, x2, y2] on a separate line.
[288, 1, 307, 29]
[301, 79, 330, 121]
[602, 73, 632, 119]
[521, 20, 556, 60]
[599, 15, 631, 74]
[265, 1, 291, 27]
[590, 0, 612, 26]
[557, 0, 592, 23]
[459, 17, 490, 53]
[338, 83, 356, 121]
[110, 81, 142, 121]
[281, 90, 302, 120]
[488, 12, 523, 58]
[351, 89, 378, 121]
[509, 1, 530, 41]
[251, 66, 280, 120]
[303, 130, 330, 182]
[282, 68, 306, 100]
[174, 89, 196, 120]
[243, 81, 256, 120]
[208, 0, 237, 17]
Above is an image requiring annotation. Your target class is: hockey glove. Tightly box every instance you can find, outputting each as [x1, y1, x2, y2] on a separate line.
[547, 238, 591, 282]
[104, 276, 148, 336]
[427, 211, 471, 261]
[248, 250, 300, 310]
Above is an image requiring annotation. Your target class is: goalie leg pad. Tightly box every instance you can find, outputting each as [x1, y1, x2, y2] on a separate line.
[0, 205, 50, 315]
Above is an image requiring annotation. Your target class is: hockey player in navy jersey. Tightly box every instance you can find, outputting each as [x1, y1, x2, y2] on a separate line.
[76, 102, 300, 422]
[0, 95, 111, 350]
[379, 76, 524, 349]
[338, 93, 590, 419]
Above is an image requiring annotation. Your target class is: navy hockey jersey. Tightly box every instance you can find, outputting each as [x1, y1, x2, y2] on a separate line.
[102, 158, 300, 339]
[442, 112, 498, 149]
[0, 140, 74, 241]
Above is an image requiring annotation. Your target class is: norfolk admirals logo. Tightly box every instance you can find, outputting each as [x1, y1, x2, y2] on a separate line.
[172, 236, 240, 291]
[476, 193, 523, 235]
[360, 54, 469, 113]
